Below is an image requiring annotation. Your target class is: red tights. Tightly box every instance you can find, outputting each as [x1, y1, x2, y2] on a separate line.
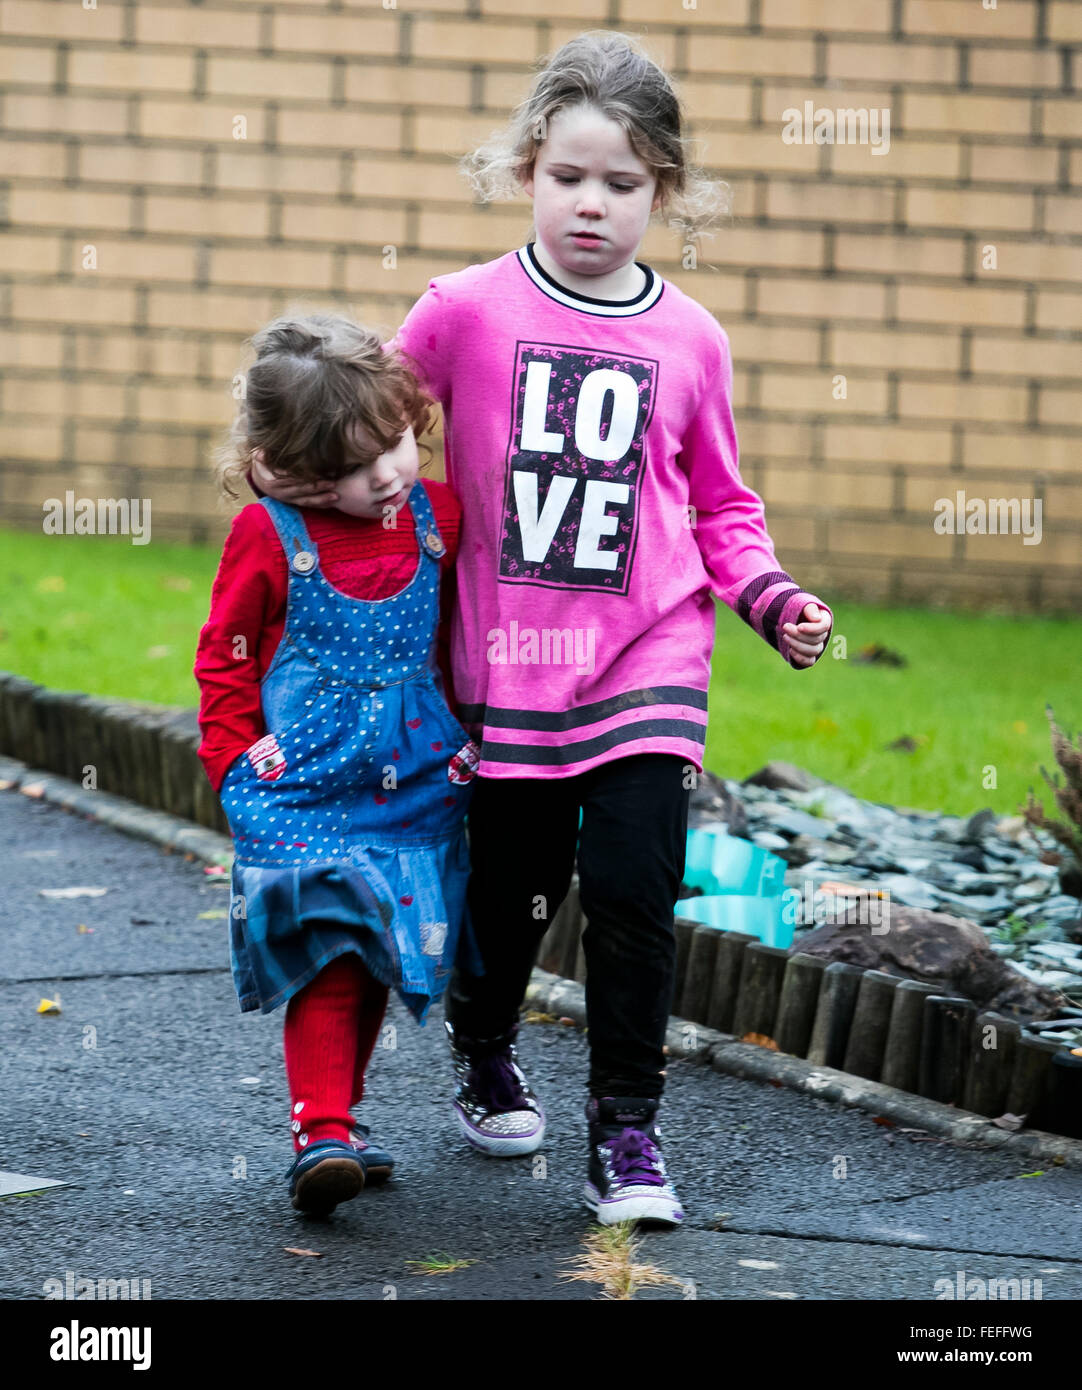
[282, 953, 389, 1153]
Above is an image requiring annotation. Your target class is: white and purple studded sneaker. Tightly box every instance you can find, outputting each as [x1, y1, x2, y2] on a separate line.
[445, 1019, 546, 1157]
[584, 1096, 685, 1227]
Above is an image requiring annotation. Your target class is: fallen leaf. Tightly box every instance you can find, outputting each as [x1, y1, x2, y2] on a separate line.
[204, 865, 228, 877]
[197, 909, 227, 920]
[820, 881, 886, 900]
[20, 782, 46, 798]
[558, 1016, 576, 1026]
[741, 1032, 778, 1050]
[37, 997, 61, 1014]
[284, 1247, 323, 1258]
[1016, 1170, 1045, 1179]
[76, 1132, 91, 1138]
[41, 887, 107, 899]
[872, 1116, 897, 1128]
[1071, 1048, 1082, 1058]
[76, 924, 94, 934]
[992, 1113, 1025, 1131]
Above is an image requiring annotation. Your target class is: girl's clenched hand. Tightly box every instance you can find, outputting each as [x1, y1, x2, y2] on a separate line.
[783, 602, 832, 668]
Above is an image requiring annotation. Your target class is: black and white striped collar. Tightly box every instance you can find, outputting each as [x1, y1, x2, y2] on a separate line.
[515, 242, 664, 317]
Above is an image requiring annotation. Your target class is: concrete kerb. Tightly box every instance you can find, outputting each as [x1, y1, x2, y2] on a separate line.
[0, 755, 232, 866]
[7, 750, 1082, 1170]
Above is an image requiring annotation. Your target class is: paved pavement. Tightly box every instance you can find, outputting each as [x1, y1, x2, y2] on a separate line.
[2, 787, 1081, 1307]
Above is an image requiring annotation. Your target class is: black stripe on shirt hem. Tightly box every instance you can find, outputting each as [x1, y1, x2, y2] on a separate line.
[456, 684, 708, 732]
[476, 717, 707, 766]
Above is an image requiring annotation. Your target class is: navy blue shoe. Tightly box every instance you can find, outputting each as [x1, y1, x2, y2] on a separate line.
[348, 1123, 395, 1183]
[287, 1139, 365, 1214]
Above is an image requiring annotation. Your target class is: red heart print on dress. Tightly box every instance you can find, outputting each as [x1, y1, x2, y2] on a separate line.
[407, 718, 422, 729]
[393, 748, 400, 760]
[374, 793, 387, 804]
[431, 741, 443, 751]
[400, 895, 413, 906]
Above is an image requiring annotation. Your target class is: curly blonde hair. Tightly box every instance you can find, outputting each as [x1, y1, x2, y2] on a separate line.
[213, 311, 436, 503]
[460, 30, 730, 242]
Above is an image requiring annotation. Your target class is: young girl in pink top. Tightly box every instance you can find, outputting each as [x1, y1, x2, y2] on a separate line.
[254, 30, 833, 1226]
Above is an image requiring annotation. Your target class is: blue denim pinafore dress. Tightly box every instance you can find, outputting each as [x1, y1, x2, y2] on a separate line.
[218, 484, 482, 1024]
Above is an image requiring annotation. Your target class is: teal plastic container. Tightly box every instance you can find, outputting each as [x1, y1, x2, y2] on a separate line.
[571, 813, 794, 947]
[675, 889, 800, 950]
[684, 825, 788, 898]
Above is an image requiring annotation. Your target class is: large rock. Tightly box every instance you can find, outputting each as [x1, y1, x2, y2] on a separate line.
[793, 904, 1064, 1021]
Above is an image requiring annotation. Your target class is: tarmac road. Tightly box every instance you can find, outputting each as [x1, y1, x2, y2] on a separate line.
[2, 787, 1081, 1304]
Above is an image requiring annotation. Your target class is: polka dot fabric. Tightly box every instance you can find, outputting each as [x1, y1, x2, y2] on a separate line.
[218, 485, 483, 1024]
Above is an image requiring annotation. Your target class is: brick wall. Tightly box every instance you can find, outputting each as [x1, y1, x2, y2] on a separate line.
[2, 0, 1080, 611]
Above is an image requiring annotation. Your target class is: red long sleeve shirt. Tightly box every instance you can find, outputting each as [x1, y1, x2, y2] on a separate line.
[194, 479, 462, 793]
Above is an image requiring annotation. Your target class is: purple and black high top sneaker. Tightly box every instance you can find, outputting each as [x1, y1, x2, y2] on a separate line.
[445, 1019, 546, 1157]
[585, 1096, 685, 1226]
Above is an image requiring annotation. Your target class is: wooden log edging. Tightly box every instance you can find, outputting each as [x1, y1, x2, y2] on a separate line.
[0, 670, 230, 836]
[2, 667, 1079, 1145]
[537, 893, 1081, 1145]
[523, 968, 1082, 1168]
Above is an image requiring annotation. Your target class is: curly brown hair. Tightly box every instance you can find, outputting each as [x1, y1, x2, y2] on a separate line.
[214, 311, 437, 503]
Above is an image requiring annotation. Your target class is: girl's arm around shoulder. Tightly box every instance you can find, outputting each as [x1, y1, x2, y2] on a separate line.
[391, 277, 459, 407]
[679, 324, 834, 669]
[193, 504, 287, 791]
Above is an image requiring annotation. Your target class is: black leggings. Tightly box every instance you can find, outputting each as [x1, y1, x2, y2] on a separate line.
[446, 754, 691, 1100]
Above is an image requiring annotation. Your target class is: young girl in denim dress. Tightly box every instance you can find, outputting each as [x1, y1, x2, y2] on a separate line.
[195, 312, 481, 1216]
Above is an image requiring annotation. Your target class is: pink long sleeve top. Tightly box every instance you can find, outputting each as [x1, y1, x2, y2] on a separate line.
[392, 241, 833, 780]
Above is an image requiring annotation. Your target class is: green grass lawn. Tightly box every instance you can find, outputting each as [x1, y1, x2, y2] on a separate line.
[1, 526, 1077, 819]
